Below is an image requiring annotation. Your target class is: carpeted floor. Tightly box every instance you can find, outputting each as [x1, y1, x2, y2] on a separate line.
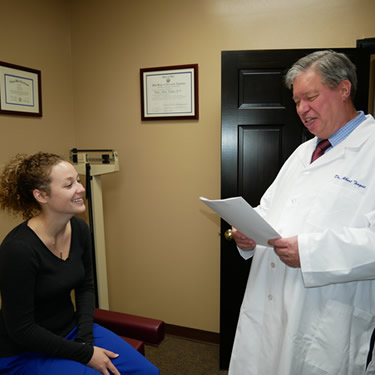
[145, 334, 229, 375]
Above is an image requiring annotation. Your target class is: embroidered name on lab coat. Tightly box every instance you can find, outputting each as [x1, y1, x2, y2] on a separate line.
[334, 174, 366, 189]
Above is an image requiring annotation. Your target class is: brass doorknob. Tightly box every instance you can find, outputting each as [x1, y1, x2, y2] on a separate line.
[224, 229, 233, 241]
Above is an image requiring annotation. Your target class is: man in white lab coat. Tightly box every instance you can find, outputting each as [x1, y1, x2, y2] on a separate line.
[228, 50, 375, 375]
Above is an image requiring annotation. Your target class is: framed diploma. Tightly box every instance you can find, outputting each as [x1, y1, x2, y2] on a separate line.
[0, 61, 42, 117]
[140, 64, 198, 120]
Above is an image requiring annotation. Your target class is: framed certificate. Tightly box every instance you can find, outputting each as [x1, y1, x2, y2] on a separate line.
[140, 64, 198, 120]
[0, 61, 42, 117]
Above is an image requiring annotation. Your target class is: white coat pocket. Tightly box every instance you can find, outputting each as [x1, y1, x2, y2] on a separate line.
[304, 299, 375, 374]
[306, 180, 367, 231]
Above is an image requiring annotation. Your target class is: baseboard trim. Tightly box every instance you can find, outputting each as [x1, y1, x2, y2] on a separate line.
[165, 323, 220, 345]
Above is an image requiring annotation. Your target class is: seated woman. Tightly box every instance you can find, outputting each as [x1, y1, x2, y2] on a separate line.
[0, 152, 159, 375]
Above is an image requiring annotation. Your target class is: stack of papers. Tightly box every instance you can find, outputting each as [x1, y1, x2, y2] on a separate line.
[200, 196, 280, 246]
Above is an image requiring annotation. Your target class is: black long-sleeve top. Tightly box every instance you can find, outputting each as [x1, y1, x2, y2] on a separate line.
[0, 217, 95, 364]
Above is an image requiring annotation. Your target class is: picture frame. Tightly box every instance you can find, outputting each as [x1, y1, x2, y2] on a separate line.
[140, 64, 198, 121]
[0, 61, 42, 117]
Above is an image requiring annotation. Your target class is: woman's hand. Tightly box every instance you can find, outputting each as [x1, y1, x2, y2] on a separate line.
[87, 346, 120, 375]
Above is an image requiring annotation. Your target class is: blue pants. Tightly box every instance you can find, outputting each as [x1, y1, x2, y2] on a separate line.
[0, 324, 159, 374]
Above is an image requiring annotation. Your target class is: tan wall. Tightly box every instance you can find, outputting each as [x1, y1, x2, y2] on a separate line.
[1, 0, 375, 333]
[0, 0, 75, 235]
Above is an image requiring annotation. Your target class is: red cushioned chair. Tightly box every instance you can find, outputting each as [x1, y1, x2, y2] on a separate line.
[94, 308, 165, 356]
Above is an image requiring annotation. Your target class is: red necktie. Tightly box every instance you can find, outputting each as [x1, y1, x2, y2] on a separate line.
[311, 139, 331, 163]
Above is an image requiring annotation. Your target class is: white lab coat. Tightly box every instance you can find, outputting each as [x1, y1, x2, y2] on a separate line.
[229, 115, 375, 375]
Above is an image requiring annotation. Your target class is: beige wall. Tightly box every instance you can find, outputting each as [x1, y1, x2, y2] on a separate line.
[0, 0, 75, 235]
[1, 0, 375, 333]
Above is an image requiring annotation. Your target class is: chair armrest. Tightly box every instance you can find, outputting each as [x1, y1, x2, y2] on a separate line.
[94, 308, 164, 346]
[122, 337, 145, 355]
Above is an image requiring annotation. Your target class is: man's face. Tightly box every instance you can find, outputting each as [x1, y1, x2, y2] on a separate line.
[292, 68, 349, 139]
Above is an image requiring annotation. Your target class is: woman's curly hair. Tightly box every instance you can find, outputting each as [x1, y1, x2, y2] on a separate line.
[0, 152, 64, 220]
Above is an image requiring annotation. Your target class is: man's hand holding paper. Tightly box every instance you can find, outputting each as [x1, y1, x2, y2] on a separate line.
[200, 196, 280, 247]
[231, 227, 257, 251]
[269, 236, 300, 268]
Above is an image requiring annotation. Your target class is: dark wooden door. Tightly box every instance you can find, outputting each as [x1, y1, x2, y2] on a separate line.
[220, 48, 373, 369]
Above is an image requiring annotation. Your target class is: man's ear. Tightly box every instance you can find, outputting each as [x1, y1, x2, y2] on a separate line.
[339, 79, 352, 100]
[33, 189, 48, 204]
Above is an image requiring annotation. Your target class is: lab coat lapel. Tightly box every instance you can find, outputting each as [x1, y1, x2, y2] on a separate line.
[295, 138, 316, 168]
[305, 116, 373, 169]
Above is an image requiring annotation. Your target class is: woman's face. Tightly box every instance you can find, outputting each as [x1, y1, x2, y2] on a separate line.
[42, 161, 86, 216]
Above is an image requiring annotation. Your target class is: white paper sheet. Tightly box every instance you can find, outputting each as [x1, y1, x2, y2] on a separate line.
[200, 196, 280, 246]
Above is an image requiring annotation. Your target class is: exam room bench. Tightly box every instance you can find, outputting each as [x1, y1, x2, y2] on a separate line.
[94, 308, 165, 356]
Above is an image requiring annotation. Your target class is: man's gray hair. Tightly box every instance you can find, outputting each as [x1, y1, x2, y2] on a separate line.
[285, 50, 357, 101]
